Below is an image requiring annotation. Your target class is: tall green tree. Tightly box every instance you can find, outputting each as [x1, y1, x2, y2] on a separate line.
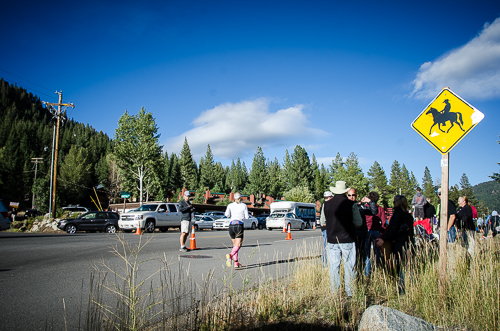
[401, 165, 417, 199]
[329, 153, 345, 182]
[422, 167, 435, 203]
[342, 153, 369, 197]
[389, 160, 403, 206]
[289, 145, 313, 190]
[166, 152, 181, 195]
[367, 161, 390, 207]
[459, 173, 477, 205]
[247, 146, 267, 197]
[59, 145, 92, 206]
[226, 158, 247, 192]
[199, 144, 215, 190]
[114, 108, 163, 205]
[178, 138, 198, 190]
[283, 185, 315, 203]
[282, 150, 292, 190]
[212, 162, 226, 193]
[266, 158, 283, 198]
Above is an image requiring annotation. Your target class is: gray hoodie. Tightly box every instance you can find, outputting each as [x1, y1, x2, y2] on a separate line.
[412, 191, 426, 208]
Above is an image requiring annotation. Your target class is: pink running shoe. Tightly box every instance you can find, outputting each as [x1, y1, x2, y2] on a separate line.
[234, 261, 242, 268]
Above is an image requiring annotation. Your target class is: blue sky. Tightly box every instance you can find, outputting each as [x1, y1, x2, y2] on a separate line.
[2, 0, 500, 188]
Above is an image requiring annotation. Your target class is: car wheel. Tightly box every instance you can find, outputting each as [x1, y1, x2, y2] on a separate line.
[251, 222, 256, 230]
[105, 224, 117, 233]
[300, 223, 305, 230]
[65, 224, 77, 234]
[144, 220, 155, 233]
[258, 223, 264, 230]
[194, 224, 199, 231]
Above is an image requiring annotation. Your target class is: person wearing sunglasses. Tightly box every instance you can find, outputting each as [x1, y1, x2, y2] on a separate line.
[347, 188, 377, 277]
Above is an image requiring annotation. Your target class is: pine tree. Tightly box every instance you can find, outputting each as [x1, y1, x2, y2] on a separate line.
[389, 160, 403, 205]
[266, 158, 282, 198]
[247, 146, 267, 197]
[212, 162, 226, 193]
[166, 153, 181, 193]
[449, 184, 461, 204]
[367, 161, 390, 207]
[178, 137, 198, 190]
[199, 144, 215, 190]
[459, 173, 477, 205]
[289, 145, 313, 190]
[401, 165, 417, 199]
[342, 152, 369, 197]
[422, 167, 435, 203]
[330, 153, 346, 183]
[282, 150, 292, 190]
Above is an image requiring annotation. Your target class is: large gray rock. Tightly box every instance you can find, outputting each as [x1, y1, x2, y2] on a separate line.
[358, 305, 438, 331]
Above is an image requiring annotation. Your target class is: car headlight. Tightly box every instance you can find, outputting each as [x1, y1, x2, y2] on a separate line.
[133, 215, 144, 220]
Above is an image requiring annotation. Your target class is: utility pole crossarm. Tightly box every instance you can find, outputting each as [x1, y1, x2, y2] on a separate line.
[42, 91, 75, 219]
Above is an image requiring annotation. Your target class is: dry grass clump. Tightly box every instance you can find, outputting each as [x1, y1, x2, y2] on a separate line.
[85, 234, 500, 331]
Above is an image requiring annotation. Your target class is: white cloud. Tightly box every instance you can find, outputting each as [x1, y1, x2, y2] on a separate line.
[165, 98, 327, 160]
[411, 17, 500, 100]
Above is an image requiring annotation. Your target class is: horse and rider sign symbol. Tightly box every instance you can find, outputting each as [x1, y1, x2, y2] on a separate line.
[411, 87, 484, 154]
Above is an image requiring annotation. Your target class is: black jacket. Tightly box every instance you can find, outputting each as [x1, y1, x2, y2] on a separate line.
[355, 201, 378, 238]
[381, 206, 414, 245]
[455, 205, 474, 230]
[424, 202, 436, 219]
[324, 194, 357, 244]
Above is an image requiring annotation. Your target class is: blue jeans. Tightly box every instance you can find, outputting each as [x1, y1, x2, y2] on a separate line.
[364, 230, 382, 276]
[447, 226, 456, 242]
[327, 242, 356, 296]
[321, 230, 328, 268]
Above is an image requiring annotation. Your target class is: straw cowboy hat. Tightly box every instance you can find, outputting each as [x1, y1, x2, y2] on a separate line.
[330, 181, 349, 195]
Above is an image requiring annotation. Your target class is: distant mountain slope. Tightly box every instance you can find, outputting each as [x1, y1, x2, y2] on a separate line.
[473, 180, 500, 212]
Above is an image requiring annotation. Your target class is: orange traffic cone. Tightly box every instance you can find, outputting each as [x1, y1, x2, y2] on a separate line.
[282, 222, 287, 233]
[134, 221, 142, 235]
[285, 223, 293, 240]
[188, 225, 198, 250]
[313, 222, 316, 230]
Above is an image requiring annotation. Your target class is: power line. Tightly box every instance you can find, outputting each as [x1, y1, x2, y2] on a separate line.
[0, 68, 54, 91]
[0, 68, 58, 101]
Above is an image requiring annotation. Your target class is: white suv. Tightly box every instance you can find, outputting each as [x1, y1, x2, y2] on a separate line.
[213, 216, 258, 230]
[118, 202, 182, 233]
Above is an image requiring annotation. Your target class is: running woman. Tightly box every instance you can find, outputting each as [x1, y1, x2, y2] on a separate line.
[225, 192, 248, 268]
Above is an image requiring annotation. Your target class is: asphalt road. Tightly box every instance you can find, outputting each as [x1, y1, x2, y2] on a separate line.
[0, 228, 323, 330]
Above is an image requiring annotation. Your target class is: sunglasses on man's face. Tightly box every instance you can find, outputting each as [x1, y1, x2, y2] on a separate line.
[348, 194, 357, 197]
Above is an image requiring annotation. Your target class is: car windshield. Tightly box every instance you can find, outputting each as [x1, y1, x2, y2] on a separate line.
[135, 205, 158, 212]
[269, 213, 285, 219]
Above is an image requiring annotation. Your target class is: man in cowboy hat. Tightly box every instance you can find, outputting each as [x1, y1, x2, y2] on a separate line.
[322, 181, 362, 296]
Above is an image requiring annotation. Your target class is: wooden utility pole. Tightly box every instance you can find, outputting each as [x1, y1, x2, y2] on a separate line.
[43, 92, 74, 219]
[438, 153, 449, 296]
[31, 158, 43, 209]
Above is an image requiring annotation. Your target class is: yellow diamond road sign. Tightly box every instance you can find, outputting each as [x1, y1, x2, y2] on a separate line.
[411, 88, 484, 154]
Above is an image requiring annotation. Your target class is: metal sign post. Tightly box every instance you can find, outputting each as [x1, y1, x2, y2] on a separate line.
[411, 87, 484, 296]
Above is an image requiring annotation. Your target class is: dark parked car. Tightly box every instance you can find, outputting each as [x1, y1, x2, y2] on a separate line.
[58, 211, 120, 234]
[256, 214, 269, 230]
